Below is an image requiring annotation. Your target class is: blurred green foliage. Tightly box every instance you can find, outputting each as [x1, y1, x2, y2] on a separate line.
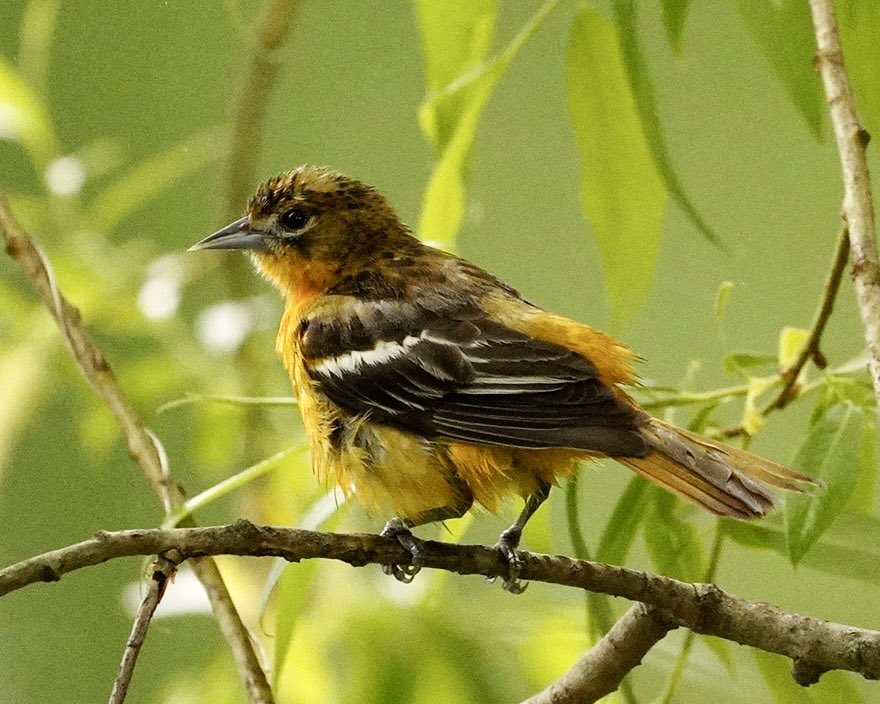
[1, 1, 879, 703]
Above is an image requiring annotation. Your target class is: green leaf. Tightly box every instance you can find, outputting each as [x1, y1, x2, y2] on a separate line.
[754, 649, 863, 704]
[725, 513, 880, 586]
[812, 671, 864, 704]
[0, 56, 56, 168]
[415, 0, 496, 152]
[754, 650, 816, 704]
[417, 79, 494, 249]
[566, 5, 667, 326]
[565, 478, 591, 561]
[18, 0, 60, 90]
[416, 0, 560, 250]
[733, 0, 825, 140]
[714, 280, 734, 322]
[660, 0, 692, 53]
[786, 402, 864, 565]
[838, 0, 880, 136]
[702, 635, 734, 673]
[426, 617, 509, 704]
[564, 479, 619, 645]
[612, 0, 720, 246]
[723, 351, 777, 377]
[848, 415, 876, 514]
[0, 318, 57, 482]
[596, 474, 650, 564]
[778, 326, 809, 369]
[415, 0, 495, 250]
[270, 489, 349, 684]
[643, 489, 705, 581]
[271, 559, 321, 688]
[742, 375, 775, 435]
[88, 126, 223, 231]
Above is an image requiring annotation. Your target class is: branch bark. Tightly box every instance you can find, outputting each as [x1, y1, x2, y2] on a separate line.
[809, 0, 880, 407]
[2, 521, 879, 687]
[521, 604, 677, 704]
[0, 198, 274, 704]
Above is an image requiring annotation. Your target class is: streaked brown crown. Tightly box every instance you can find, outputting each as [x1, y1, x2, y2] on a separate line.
[246, 166, 396, 226]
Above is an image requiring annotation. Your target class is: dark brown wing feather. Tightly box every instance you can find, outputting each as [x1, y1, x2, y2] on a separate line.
[302, 301, 649, 456]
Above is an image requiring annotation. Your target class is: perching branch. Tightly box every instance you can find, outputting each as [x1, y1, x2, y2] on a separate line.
[0, 198, 274, 704]
[108, 555, 178, 704]
[809, 0, 880, 408]
[521, 604, 677, 704]
[3, 521, 880, 688]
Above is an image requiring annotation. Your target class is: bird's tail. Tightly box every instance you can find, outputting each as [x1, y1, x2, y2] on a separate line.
[619, 418, 817, 519]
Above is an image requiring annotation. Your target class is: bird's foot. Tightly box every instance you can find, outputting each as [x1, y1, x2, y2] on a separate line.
[492, 527, 528, 594]
[380, 518, 424, 584]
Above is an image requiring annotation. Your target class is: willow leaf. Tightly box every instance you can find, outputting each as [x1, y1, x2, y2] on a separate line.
[566, 5, 666, 326]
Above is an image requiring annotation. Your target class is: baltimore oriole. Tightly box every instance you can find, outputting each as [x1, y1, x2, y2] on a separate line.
[190, 166, 814, 591]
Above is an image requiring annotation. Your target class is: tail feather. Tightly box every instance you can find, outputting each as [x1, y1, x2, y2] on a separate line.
[620, 418, 817, 519]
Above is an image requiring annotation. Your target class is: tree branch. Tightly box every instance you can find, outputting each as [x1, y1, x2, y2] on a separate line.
[721, 225, 851, 437]
[765, 225, 850, 409]
[809, 0, 880, 407]
[521, 604, 676, 704]
[108, 555, 178, 704]
[0, 198, 274, 704]
[2, 522, 879, 687]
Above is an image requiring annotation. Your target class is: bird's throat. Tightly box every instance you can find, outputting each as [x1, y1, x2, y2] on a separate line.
[253, 252, 331, 315]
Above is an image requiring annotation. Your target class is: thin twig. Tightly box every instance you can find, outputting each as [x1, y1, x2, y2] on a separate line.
[721, 226, 851, 437]
[0, 198, 274, 704]
[108, 555, 178, 704]
[768, 226, 850, 409]
[638, 382, 752, 412]
[809, 0, 880, 407]
[521, 604, 677, 704]
[157, 393, 297, 414]
[3, 522, 880, 687]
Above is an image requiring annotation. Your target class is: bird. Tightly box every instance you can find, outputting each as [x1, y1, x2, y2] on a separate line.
[189, 165, 815, 592]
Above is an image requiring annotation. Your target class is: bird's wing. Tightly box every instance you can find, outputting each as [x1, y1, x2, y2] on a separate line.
[300, 300, 648, 456]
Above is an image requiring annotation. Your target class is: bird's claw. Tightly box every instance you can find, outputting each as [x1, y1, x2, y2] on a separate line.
[381, 518, 425, 584]
[494, 529, 528, 594]
[382, 562, 421, 583]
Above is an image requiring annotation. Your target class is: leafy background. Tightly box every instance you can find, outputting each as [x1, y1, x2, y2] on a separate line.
[1, 1, 879, 702]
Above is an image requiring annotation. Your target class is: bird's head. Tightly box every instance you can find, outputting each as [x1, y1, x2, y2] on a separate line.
[190, 166, 414, 303]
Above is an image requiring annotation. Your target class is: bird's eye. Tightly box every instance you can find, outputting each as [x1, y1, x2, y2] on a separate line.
[280, 207, 308, 232]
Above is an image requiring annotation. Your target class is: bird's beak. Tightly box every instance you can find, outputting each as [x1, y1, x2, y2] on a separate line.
[188, 216, 270, 252]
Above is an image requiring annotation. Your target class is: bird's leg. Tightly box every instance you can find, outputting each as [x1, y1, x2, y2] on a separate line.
[380, 490, 473, 583]
[494, 480, 551, 594]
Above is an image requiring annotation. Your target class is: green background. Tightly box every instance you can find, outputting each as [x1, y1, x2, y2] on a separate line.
[1, 1, 877, 702]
